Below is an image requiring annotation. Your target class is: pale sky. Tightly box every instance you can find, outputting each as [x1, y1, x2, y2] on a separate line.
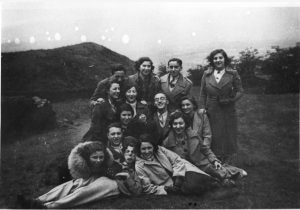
[1, 0, 300, 68]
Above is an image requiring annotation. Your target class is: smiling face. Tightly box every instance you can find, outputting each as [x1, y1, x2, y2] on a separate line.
[107, 127, 122, 146]
[139, 61, 152, 77]
[140, 142, 154, 161]
[108, 83, 120, 100]
[181, 99, 194, 115]
[167, 61, 182, 78]
[124, 145, 136, 164]
[125, 86, 137, 103]
[213, 53, 225, 70]
[89, 151, 105, 168]
[172, 117, 186, 135]
[120, 110, 133, 126]
[154, 93, 168, 111]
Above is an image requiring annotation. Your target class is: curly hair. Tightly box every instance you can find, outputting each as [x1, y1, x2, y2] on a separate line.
[76, 141, 109, 168]
[136, 133, 158, 157]
[134, 57, 155, 72]
[169, 110, 190, 129]
[116, 103, 134, 121]
[179, 96, 198, 111]
[207, 49, 231, 67]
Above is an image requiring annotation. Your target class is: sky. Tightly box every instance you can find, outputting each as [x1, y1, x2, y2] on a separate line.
[1, 0, 300, 69]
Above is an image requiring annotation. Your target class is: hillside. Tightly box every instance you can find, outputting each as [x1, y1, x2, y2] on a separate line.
[1, 42, 135, 100]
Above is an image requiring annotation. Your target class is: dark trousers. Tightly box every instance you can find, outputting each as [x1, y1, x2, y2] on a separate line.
[181, 171, 219, 195]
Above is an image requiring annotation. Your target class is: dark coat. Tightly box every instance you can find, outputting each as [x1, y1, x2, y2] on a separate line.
[199, 67, 243, 157]
[151, 111, 171, 145]
[160, 73, 193, 111]
[128, 73, 160, 104]
[90, 76, 129, 102]
[82, 101, 118, 144]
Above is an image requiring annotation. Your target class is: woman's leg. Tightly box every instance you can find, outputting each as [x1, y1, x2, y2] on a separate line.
[43, 177, 120, 209]
[181, 171, 219, 195]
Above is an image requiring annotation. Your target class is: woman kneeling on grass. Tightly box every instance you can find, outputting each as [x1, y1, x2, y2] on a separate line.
[18, 141, 142, 209]
[135, 134, 220, 195]
[163, 110, 247, 187]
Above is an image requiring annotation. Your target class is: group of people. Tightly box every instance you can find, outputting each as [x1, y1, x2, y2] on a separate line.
[18, 49, 247, 209]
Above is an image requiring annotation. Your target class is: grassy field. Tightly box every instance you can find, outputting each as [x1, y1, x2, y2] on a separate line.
[1, 87, 299, 208]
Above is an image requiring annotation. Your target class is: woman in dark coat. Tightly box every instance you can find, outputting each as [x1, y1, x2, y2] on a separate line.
[128, 57, 160, 106]
[82, 81, 121, 144]
[199, 49, 244, 163]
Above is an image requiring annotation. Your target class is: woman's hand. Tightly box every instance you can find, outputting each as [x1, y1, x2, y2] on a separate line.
[139, 114, 147, 123]
[214, 161, 222, 170]
[91, 98, 105, 106]
[140, 100, 147, 105]
[218, 98, 233, 105]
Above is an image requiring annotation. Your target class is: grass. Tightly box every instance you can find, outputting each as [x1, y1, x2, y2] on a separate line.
[1, 87, 299, 208]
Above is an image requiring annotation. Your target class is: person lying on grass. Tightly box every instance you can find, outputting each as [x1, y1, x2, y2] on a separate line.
[135, 133, 220, 195]
[18, 141, 142, 209]
[163, 110, 247, 187]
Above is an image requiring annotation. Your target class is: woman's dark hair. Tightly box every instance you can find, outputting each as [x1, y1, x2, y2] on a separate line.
[111, 64, 127, 75]
[122, 84, 140, 101]
[78, 142, 109, 167]
[106, 81, 120, 96]
[135, 57, 155, 72]
[122, 136, 139, 154]
[116, 103, 134, 122]
[136, 133, 158, 157]
[207, 49, 231, 67]
[179, 96, 198, 111]
[168, 58, 182, 67]
[169, 110, 190, 129]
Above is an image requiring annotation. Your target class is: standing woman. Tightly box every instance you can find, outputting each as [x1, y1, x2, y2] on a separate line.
[82, 81, 121, 144]
[128, 57, 160, 106]
[199, 49, 244, 163]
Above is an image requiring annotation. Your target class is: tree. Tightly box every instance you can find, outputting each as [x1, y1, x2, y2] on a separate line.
[261, 46, 299, 93]
[157, 63, 168, 77]
[236, 48, 263, 87]
[187, 65, 207, 86]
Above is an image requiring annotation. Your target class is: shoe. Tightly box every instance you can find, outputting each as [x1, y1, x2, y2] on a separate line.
[17, 194, 46, 209]
[221, 179, 236, 188]
[240, 169, 248, 178]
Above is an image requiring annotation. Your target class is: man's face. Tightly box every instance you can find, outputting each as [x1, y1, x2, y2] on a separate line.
[154, 93, 168, 110]
[124, 146, 136, 164]
[107, 127, 123, 146]
[167, 61, 182, 78]
[113, 71, 126, 83]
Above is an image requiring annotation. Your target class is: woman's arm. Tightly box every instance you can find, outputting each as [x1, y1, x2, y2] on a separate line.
[159, 146, 186, 177]
[231, 70, 244, 102]
[199, 72, 207, 109]
[201, 112, 212, 147]
[123, 170, 143, 195]
[135, 164, 167, 195]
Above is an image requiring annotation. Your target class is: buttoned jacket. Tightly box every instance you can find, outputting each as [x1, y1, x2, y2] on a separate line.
[163, 127, 218, 167]
[199, 67, 243, 109]
[160, 73, 192, 111]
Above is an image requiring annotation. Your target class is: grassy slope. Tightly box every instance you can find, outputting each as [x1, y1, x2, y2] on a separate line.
[1, 88, 299, 208]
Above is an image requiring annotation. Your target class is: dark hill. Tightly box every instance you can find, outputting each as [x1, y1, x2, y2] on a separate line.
[1, 42, 135, 101]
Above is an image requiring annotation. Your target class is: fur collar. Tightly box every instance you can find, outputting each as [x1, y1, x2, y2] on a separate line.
[68, 142, 114, 179]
